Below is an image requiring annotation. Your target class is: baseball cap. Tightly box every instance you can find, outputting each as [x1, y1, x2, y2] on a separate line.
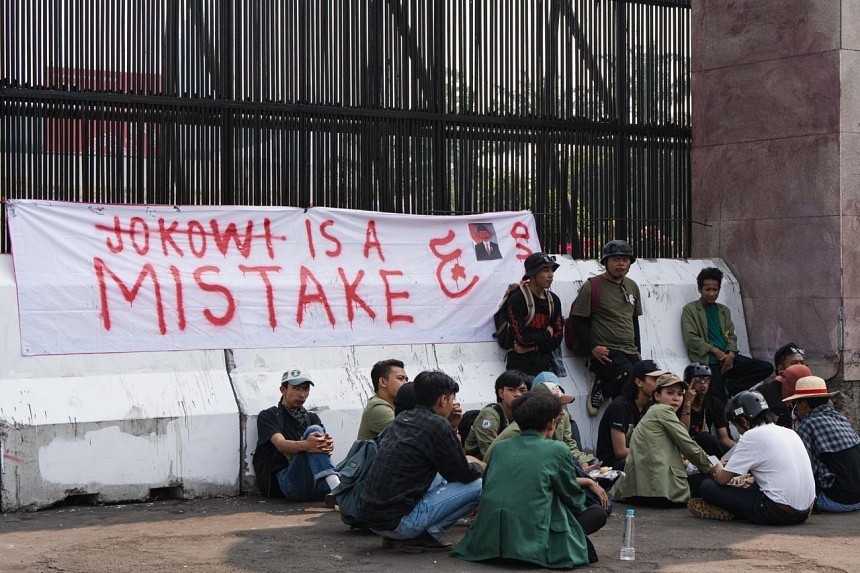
[532, 371, 574, 404]
[653, 373, 687, 391]
[631, 359, 668, 381]
[281, 368, 314, 386]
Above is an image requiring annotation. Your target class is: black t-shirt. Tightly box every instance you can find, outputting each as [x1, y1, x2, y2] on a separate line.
[595, 395, 642, 466]
[688, 393, 728, 436]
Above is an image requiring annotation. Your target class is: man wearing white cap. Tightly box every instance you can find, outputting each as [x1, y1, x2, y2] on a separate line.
[783, 376, 860, 513]
[253, 369, 340, 501]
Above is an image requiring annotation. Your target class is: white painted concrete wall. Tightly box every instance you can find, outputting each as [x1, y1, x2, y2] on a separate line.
[1, 254, 754, 511]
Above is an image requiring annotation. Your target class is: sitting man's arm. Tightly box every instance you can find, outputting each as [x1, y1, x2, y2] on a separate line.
[610, 427, 630, 460]
[270, 431, 332, 456]
[554, 412, 596, 470]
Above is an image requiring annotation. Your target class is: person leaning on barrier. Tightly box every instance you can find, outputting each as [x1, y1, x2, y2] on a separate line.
[253, 369, 341, 501]
[571, 240, 643, 416]
[680, 267, 773, 403]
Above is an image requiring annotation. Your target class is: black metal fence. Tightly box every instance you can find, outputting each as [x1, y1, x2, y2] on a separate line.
[1, 0, 691, 259]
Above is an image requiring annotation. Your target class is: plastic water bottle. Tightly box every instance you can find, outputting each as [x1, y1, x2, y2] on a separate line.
[620, 508, 635, 561]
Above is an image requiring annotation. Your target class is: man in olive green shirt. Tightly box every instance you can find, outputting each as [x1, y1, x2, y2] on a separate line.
[463, 370, 531, 459]
[356, 359, 409, 440]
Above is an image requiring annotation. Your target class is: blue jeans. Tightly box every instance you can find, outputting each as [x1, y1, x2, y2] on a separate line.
[276, 425, 337, 502]
[817, 491, 860, 513]
[700, 479, 810, 525]
[373, 474, 482, 541]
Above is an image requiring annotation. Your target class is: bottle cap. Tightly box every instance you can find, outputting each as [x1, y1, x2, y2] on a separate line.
[626, 509, 634, 515]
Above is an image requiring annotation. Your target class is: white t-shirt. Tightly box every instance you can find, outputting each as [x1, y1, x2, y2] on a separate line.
[725, 423, 815, 510]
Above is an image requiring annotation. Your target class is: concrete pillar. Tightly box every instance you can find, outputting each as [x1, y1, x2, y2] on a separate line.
[691, 1, 860, 425]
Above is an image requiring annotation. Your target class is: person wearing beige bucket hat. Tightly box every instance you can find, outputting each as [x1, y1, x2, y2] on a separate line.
[783, 376, 860, 513]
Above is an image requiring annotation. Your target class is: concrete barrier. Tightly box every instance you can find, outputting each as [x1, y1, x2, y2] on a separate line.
[1, 253, 755, 510]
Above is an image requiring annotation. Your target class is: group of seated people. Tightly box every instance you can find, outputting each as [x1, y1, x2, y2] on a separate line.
[249, 252, 860, 568]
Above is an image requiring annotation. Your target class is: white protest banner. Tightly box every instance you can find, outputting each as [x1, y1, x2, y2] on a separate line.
[6, 200, 542, 355]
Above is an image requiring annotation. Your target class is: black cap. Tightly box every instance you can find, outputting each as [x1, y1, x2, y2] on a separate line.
[631, 359, 668, 381]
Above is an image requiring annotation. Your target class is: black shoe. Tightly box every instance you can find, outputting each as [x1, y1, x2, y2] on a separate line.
[399, 533, 453, 553]
[324, 493, 337, 508]
[588, 378, 604, 416]
[382, 537, 403, 549]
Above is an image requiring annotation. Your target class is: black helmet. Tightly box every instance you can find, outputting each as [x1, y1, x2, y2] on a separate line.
[683, 363, 712, 382]
[600, 240, 635, 266]
[725, 390, 769, 423]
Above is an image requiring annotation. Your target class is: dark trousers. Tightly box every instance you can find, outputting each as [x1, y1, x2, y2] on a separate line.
[709, 354, 774, 403]
[700, 479, 811, 525]
[588, 349, 638, 400]
[506, 350, 553, 377]
[575, 504, 607, 536]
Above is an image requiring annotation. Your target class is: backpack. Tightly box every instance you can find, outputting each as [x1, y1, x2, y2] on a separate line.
[563, 276, 601, 356]
[329, 434, 383, 529]
[458, 403, 507, 446]
[492, 283, 554, 350]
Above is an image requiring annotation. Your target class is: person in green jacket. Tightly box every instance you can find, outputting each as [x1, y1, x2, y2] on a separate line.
[680, 267, 773, 402]
[610, 373, 718, 507]
[453, 392, 605, 568]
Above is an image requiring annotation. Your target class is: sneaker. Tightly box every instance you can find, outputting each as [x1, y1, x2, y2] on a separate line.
[687, 498, 735, 521]
[587, 377, 604, 416]
[399, 533, 453, 553]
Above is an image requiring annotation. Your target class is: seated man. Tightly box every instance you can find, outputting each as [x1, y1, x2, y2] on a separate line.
[595, 359, 667, 470]
[360, 370, 485, 552]
[463, 370, 531, 459]
[783, 376, 860, 513]
[453, 392, 605, 568]
[252, 369, 340, 501]
[680, 267, 773, 402]
[678, 363, 735, 457]
[356, 359, 409, 440]
[485, 373, 609, 513]
[758, 343, 808, 428]
[692, 391, 815, 525]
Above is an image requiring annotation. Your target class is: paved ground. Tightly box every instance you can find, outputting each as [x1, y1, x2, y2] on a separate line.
[1, 495, 857, 572]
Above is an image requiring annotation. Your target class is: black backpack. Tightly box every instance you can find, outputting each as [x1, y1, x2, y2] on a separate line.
[458, 403, 507, 446]
[492, 283, 553, 350]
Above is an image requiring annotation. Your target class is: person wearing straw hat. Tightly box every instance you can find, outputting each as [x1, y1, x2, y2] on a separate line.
[783, 376, 860, 513]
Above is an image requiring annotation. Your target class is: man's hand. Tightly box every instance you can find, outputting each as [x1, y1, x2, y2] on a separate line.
[447, 402, 463, 429]
[579, 478, 610, 510]
[306, 432, 333, 455]
[683, 386, 697, 407]
[580, 460, 601, 473]
[591, 345, 612, 364]
[465, 455, 487, 471]
[720, 351, 735, 374]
